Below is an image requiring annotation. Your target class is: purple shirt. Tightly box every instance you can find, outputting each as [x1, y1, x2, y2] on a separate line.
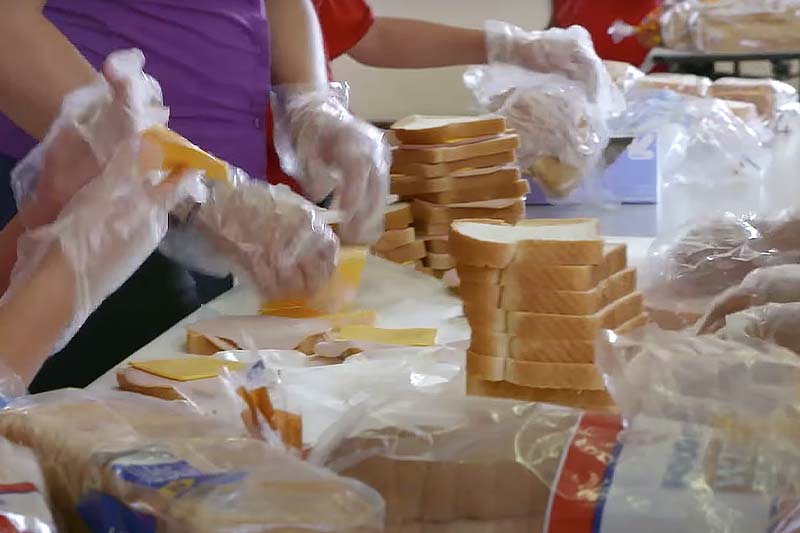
[0, 1, 271, 179]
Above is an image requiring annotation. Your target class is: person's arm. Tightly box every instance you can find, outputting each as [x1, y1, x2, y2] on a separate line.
[348, 17, 487, 69]
[264, 0, 327, 86]
[0, 1, 97, 139]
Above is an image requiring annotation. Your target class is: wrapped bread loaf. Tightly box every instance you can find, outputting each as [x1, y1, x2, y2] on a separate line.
[0, 437, 55, 533]
[0, 390, 382, 532]
[633, 73, 712, 97]
[709, 77, 798, 121]
[695, 4, 800, 53]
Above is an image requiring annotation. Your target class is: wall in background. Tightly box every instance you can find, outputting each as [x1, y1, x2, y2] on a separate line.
[331, 0, 552, 122]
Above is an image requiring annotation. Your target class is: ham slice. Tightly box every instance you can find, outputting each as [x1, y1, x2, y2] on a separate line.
[186, 315, 332, 355]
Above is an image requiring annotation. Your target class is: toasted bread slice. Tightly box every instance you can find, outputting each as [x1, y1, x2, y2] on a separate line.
[466, 376, 616, 410]
[391, 115, 507, 145]
[461, 268, 636, 315]
[377, 240, 427, 263]
[393, 134, 520, 165]
[464, 292, 644, 339]
[412, 198, 525, 226]
[449, 219, 603, 269]
[418, 179, 529, 205]
[391, 167, 521, 196]
[385, 202, 413, 230]
[391, 152, 517, 178]
[373, 227, 416, 253]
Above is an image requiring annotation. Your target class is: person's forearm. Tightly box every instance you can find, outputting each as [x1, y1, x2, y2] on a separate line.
[349, 17, 488, 69]
[0, 2, 96, 140]
[265, 0, 327, 87]
[0, 246, 75, 384]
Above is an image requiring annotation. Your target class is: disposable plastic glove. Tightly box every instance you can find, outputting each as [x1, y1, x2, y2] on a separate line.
[717, 302, 800, 356]
[697, 264, 800, 334]
[183, 178, 339, 303]
[272, 86, 390, 245]
[12, 49, 168, 230]
[485, 21, 607, 103]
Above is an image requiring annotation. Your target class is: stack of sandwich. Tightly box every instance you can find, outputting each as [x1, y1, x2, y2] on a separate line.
[371, 200, 429, 271]
[389, 115, 529, 278]
[448, 218, 648, 411]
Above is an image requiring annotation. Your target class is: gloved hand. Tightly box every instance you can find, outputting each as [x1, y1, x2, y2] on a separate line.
[185, 178, 339, 303]
[717, 302, 800, 356]
[272, 85, 390, 245]
[697, 264, 800, 334]
[485, 21, 606, 103]
[12, 49, 168, 230]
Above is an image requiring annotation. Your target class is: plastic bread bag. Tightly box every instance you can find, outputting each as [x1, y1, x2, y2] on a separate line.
[603, 61, 644, 94]
[0, 389, 383, 532]
[463, 64, 620, 202]
[643, 210, 800, 329]
[314, 387, 800, 533]
[694, 0, 800, 53]
[709, 77, 798, 124]
[0, 437, 56, 533]
[608, 4, 665, 49]
[764, 103, 800, 213]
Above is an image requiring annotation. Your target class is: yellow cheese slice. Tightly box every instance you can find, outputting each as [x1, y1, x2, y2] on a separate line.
[143, 125, 230, 182]
[334, 325, 438, 347]
[130, 358, 245, 382]
[261, 246, 369, 316]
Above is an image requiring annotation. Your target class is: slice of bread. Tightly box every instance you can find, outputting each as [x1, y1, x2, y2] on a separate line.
[373, 227, 416, 253]
[468, 353, 606, 390]
[464, 291, 643, 338]
[416, 223, 451, 238]
[425, 252, 455, 271]
[391, 152, 516, 179]
[385, 202, 413, 230]
[449, 219, 603, 269]
[418, 179, 529, 205]
[424, 238, 449, 254]
[412, 198, 525, 225]
[470, 313, 649, 361]
[460, 268, 636, 315]
[391, 167, 520, 196]
[393, 134, 520, 165]
[377, 240, 427, 263]
[391, 115, 507, 145]
[466, 376, 616, 410]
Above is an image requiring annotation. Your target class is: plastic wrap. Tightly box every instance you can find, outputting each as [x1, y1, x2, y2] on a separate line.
[632, 73, 712, 97]
[709, 77, 798, 122]
[0, 389, 383, 532]
[643, 211, 800, 328]
[695, 0, 800, 53]
[0, 437, 55, 533]
[764, 103, 800, 213]
[603, 61, 644, 93]
[463, 64, 618, 202]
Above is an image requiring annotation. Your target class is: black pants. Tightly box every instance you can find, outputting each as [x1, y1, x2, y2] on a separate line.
[0, 154, 232, 391]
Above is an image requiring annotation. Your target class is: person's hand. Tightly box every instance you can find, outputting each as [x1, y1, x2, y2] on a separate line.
[189, 179, 339, 302]
[12, 49, 167, 230]
[716, 302, 800, 355]
[485, 21, 603, 103]
[272, 86, 390, 244]
[697, 264, 800, 334]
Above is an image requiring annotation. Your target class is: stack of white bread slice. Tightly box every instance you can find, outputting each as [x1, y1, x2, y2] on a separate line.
[390, 115, 529, 278]
[449, 218, 648, 411]
[372, 199, 430, 272]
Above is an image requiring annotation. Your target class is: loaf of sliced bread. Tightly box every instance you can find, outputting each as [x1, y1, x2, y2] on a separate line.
[391, 152, 517, 179]
[449, 219, 604, 269]
[393, 134, 520, 165]
[391, 167, 520, 196]
[390, 115, 507, 145]
[468, 353, 607, 390]
[466, 377, 616, 410]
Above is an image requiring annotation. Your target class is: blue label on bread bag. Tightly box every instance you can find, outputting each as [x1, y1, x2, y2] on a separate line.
[78, 491, 157, 533]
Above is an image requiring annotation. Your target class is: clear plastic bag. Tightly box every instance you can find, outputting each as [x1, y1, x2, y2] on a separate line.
[0, 437, 56, 533]
[603, 61, 644, 93]
[694, 0, 800, 53]
[0, 389, 383, 532]
[709, 77, 798, 123]
[463, 64, 619, 202]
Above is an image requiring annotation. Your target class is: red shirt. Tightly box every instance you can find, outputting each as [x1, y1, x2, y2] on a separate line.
[266, 0, 374, 193]
[552, 0, 660, 66]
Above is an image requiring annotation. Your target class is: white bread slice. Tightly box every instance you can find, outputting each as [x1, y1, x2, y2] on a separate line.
[456, 243, 627, 290]
[418, 179, 529, 205]
[391, 115, 507, 145]
[424, 238, 449, 254]
[449, 219, 603, 269]
[412, 198, 525, 225]
[468, 353, 606, 390]
[391, 152, 516, 179]
[391, 168, 520, 196]
[393, 134, 520, 165]
[425, 252, 455, 271]
[373, 227, 416, 252]
[470, 313, 649, 361]
[466, 376, 616, 410]
[416, 223, 451, 238]
[463, 291, 643, 338]
[377, 240, 427, 263]
[385, 202, 413, 230]
[460, 268, 636, 315]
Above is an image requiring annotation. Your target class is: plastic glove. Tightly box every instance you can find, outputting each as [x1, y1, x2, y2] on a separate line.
[697, 264, 800, 334]
[272, 85, 390, 245]
[4, 138, 201, 353]
[184, 178, 339, 303]
[12, 49, 168, 230]
[485, 21, 607, 103]
[717, 302, 800, 356]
